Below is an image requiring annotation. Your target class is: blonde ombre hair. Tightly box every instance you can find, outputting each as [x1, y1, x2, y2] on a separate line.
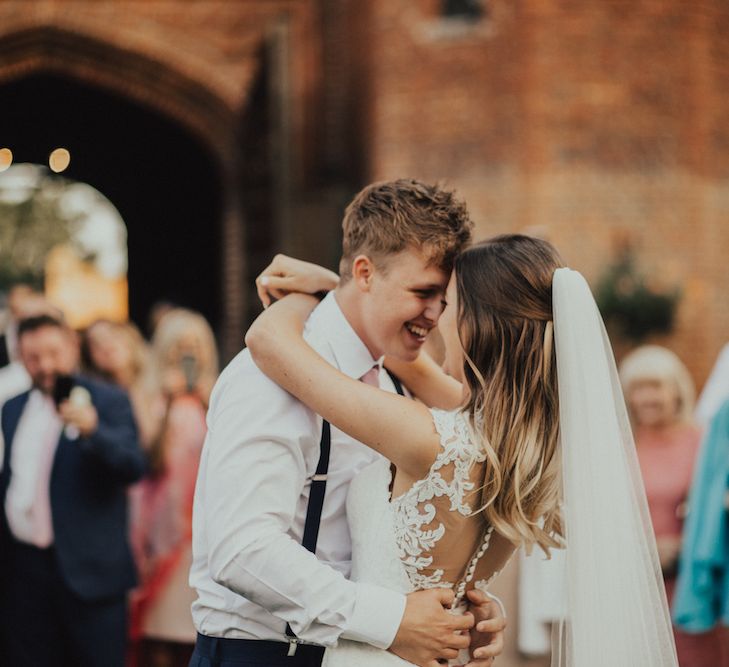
[619, 345, 695, 425]
[455, 235, 564, 555]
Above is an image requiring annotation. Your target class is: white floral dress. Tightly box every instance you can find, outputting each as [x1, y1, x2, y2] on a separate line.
[323, 409, 514, 667]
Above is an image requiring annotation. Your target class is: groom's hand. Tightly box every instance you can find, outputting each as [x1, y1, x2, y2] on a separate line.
[389, 588, 473, 667]
[462, 589, 506, 667]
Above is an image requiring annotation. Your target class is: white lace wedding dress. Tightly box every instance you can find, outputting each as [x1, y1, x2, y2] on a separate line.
[323, 408, 514, 667]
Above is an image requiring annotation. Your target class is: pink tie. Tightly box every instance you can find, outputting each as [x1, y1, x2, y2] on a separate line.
[360, 365, 380, 388]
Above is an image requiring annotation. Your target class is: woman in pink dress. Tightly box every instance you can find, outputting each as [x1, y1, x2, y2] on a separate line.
[620, 345, 723, 667]
[130, 308, 218, 667]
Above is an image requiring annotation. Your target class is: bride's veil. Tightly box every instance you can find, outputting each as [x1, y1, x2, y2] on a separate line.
[551, 268, 678, 667]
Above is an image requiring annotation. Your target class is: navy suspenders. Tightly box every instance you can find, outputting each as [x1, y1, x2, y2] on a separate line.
[283, 419, 331, 653]
[285, 370, 404, 654]
[300, 420, 332, 554]
[385, 369, 404, 397]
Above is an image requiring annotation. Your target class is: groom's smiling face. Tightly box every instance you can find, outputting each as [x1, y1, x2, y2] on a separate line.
[356, 245, 450, 361]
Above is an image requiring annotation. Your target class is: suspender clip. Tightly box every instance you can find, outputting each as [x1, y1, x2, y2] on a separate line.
[287, 638, 300, 656]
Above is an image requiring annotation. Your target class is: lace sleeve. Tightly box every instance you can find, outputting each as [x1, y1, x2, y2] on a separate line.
[426, 409, 486, 514]
[390, 409, 492, 593]
[429, 410, 516, 603]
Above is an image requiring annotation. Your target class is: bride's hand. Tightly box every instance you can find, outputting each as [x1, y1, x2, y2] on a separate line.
[256, 254, 340, 308]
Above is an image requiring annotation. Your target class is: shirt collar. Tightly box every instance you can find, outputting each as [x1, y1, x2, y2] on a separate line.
[27, 387, 55, 411]
[308, 292, 382, 380]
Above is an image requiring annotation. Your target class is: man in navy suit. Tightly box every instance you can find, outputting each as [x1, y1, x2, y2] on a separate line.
[0, 314, 146, 666]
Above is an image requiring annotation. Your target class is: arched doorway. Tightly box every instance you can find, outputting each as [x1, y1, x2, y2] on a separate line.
[0, 162, 129, 327]
[0, 72, 223, 336]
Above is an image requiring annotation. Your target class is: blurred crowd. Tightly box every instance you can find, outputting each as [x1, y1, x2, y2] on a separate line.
[520, 340, 729, 667]
[0, 284, 217, 667]
[1, 280, 729, 667]
[508, 338, 729, 667]
[619, 346, 727, 666]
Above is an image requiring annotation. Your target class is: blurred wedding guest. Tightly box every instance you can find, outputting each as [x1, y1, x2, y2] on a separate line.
[0, 293, 64, 462]
[695, 342, 729, 427]
[674, 397, 729, 666]
[146, 300, 177, 339]
[0, 284, 37, 368]
[130, 308, 218, 667]
[82, 319, 166, 450]
[517, 547, 567, 656]
[0, 314, 146, 666]
[0, 287, 56, 397]
[620, 345, 723, 666]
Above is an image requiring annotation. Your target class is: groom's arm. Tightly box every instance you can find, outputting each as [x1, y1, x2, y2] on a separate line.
[203, 359, 405, 648]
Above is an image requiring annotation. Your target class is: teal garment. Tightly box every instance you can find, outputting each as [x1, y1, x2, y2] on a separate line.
[673, 399, 729, 632]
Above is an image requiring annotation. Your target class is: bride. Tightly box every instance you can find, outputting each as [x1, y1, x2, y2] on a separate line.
[246, 234, 678, 667]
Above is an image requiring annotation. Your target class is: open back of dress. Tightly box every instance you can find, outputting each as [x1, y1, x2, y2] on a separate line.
[325, 408, 516, 667]
[390, 408, 515, 608]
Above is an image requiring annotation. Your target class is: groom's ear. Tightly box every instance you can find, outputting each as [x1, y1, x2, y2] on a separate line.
[351, 254, 376, 291]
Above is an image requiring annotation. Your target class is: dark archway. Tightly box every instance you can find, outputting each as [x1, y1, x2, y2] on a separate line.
[0, 73, 222, 334]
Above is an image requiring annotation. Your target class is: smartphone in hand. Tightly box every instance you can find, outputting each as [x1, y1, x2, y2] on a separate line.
[52, 374, 75, 408]
[180, 354, 199, 393]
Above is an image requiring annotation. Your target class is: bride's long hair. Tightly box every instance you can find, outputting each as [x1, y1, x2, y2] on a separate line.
[456, 234, 564, 554]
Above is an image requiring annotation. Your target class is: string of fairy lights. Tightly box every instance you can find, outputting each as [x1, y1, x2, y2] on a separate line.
[0, 147, 71, 174]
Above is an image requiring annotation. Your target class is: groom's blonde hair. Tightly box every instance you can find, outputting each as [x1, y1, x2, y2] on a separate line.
[339, 179, 473, 281]
[456, 235, 565, 556]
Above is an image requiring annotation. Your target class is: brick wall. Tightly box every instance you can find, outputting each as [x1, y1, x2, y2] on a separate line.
[1, 0, 727, 388]
[354, 0, 729, 389]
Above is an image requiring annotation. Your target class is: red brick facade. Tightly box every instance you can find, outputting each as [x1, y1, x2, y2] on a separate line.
[356, 0, 729, 387]
[1, 0, 727, 384]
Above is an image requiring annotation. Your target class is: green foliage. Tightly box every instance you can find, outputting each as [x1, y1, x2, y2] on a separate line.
[0, 175, 80, 291]
[595, 251, 681, 343]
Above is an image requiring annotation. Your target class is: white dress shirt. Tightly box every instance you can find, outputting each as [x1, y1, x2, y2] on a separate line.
[190, 292, 406, 648]
[0, 361, 32, 468]
[4, 389, 63, 546]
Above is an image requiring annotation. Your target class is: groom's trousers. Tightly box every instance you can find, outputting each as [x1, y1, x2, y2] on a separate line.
[190, 633, 325, 667]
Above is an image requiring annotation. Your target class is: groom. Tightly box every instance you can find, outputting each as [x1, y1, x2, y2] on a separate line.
[189, 179, 505, 667]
